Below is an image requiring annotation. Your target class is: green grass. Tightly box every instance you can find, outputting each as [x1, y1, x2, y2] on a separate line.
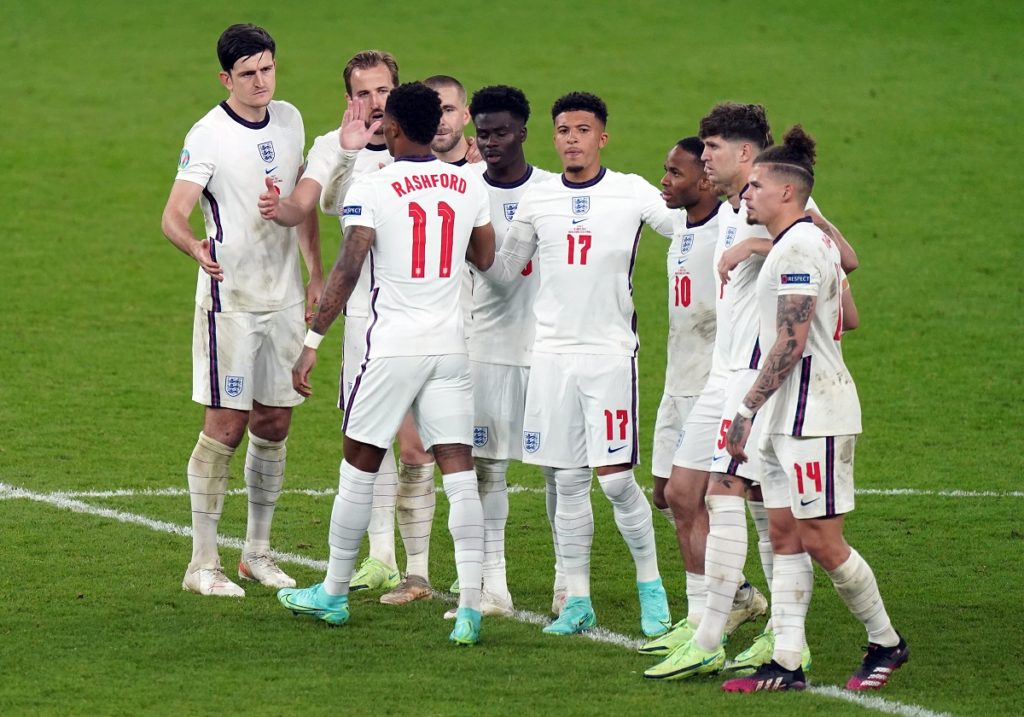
[2, 0, 1022, 715]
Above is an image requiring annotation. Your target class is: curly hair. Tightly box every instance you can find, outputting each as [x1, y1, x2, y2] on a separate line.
[385, 82, 443, 146]
[469, 85, 531, 123]
[551, 91, 607, 125]
[698, 102, 772, 150]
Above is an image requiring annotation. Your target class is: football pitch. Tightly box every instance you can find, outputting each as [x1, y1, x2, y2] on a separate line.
[2, 1, 1021, 715]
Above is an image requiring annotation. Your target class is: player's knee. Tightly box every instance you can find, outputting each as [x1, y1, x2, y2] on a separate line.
[432, 443, 473, 473]
[247, 404, 291, 442]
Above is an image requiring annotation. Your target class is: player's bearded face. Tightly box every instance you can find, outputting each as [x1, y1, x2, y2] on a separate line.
[223, 51, 276, 110]
[432, 86, 469, 154]
[744, 167, 783, 226]
[348, 64, 395, 135]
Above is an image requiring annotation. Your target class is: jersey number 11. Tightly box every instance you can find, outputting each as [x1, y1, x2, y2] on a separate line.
[409, 201, 455, 278]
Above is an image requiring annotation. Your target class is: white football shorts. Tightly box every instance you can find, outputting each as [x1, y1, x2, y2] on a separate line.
[652, 393, 699, 478]
[192, 303, 304, 410]
[470, 360, 529, 461]
[672, 373, 728, 472]
[759, 433, 857, 519]
[521, 352, 639, 469]
[709, 369, 764, 482]
[343, 353, 473, 451]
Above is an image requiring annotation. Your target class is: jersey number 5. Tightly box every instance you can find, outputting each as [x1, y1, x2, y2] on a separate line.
[410, 201, 455, 278]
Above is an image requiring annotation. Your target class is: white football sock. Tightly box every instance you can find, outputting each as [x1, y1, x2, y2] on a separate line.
[746, 498, 773, 630]
[771, 552, 813, 670]
[540, 466, 565, 589]
[187, 432, 235, 571]
[685, 571, 707, 625]
[694, 494, 746, 651]
[243, 431, 286, 557]
[397, 459, 435, 580]
[553, 467, 593, 598]
[826, 548, 900, 647]
[443, 469, 484, 611]
[365, 447, 398, 570]
[597, 469, 660, 583]
[325, 460, 377, 596]
[476, 457, 510, 597]
[747, 499, 773, 585]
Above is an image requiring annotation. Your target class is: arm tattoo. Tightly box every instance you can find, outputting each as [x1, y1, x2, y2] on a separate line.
[746, 295, 815, 411]
[311, 225, 374, 335]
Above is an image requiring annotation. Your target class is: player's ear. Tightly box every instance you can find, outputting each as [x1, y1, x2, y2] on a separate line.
[520, 124, 528, 142]
[598, 131, 609, 149]
[218, 70, 232, 92]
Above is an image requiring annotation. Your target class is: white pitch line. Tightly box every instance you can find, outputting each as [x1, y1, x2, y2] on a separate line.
[22, 484, 1024, 500]
[0, 481, 954, 717]
[807, 685, 953, 717]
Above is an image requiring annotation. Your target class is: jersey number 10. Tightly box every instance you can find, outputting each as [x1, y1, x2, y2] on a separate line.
[409, 201, 455, 278]
[673, 275, 691, 307]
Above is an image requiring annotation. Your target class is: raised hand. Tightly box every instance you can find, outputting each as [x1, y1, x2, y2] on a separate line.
[339, 96, 384, 151]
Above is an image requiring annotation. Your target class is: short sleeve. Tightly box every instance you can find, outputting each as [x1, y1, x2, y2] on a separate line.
[341, 176, 376, 230]
[175, 123, 218, 188]
[635, 176, 676, 238]
[473, 181, 490, 228]
[775, 238, 823, 297]
[303, 131, 341, 190]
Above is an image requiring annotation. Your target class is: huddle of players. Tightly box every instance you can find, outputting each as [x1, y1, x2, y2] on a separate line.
[161, 22, 908, 693]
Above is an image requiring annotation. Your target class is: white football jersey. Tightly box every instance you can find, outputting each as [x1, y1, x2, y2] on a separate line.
[306, 133, 394, 318]
[469, 164, 556, 366]
[176, 100, 305, 312]
[723, 190, 818, 372]
[757, 217, 861, 436]
[342, 157, 491, 358]
[491, 168, 676, 356]
[664, 202, 721, 396]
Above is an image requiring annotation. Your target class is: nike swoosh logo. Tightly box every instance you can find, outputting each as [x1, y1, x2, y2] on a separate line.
[607, 445, 628, 454]
[265, 166, 278, 175]
[702, 655, 718, 666]
[800, 497, 819, 506]
[572, 218, 587, 224]
[711, 455, 726, 462]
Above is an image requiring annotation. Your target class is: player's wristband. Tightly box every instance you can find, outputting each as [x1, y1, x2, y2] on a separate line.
[736, 403, 755, 420]
[303, 330, 325, 350]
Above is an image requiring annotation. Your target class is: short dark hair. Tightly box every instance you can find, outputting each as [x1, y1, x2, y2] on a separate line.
[754, 125, 816, 192]
[551, 92, 608, 125]
[469, 85, 531, 123]
[675, 136, 705, 163]
[217, 24, 275, 72]
[385, 82, 443, 146]
[698, 102, 772, 150]
[343, 50, 399, 96]
[423, 75, 466, 104]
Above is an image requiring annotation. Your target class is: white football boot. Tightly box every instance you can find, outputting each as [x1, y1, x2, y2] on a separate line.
[238, 554, 296, 589]
[182, 567, 245, 597]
